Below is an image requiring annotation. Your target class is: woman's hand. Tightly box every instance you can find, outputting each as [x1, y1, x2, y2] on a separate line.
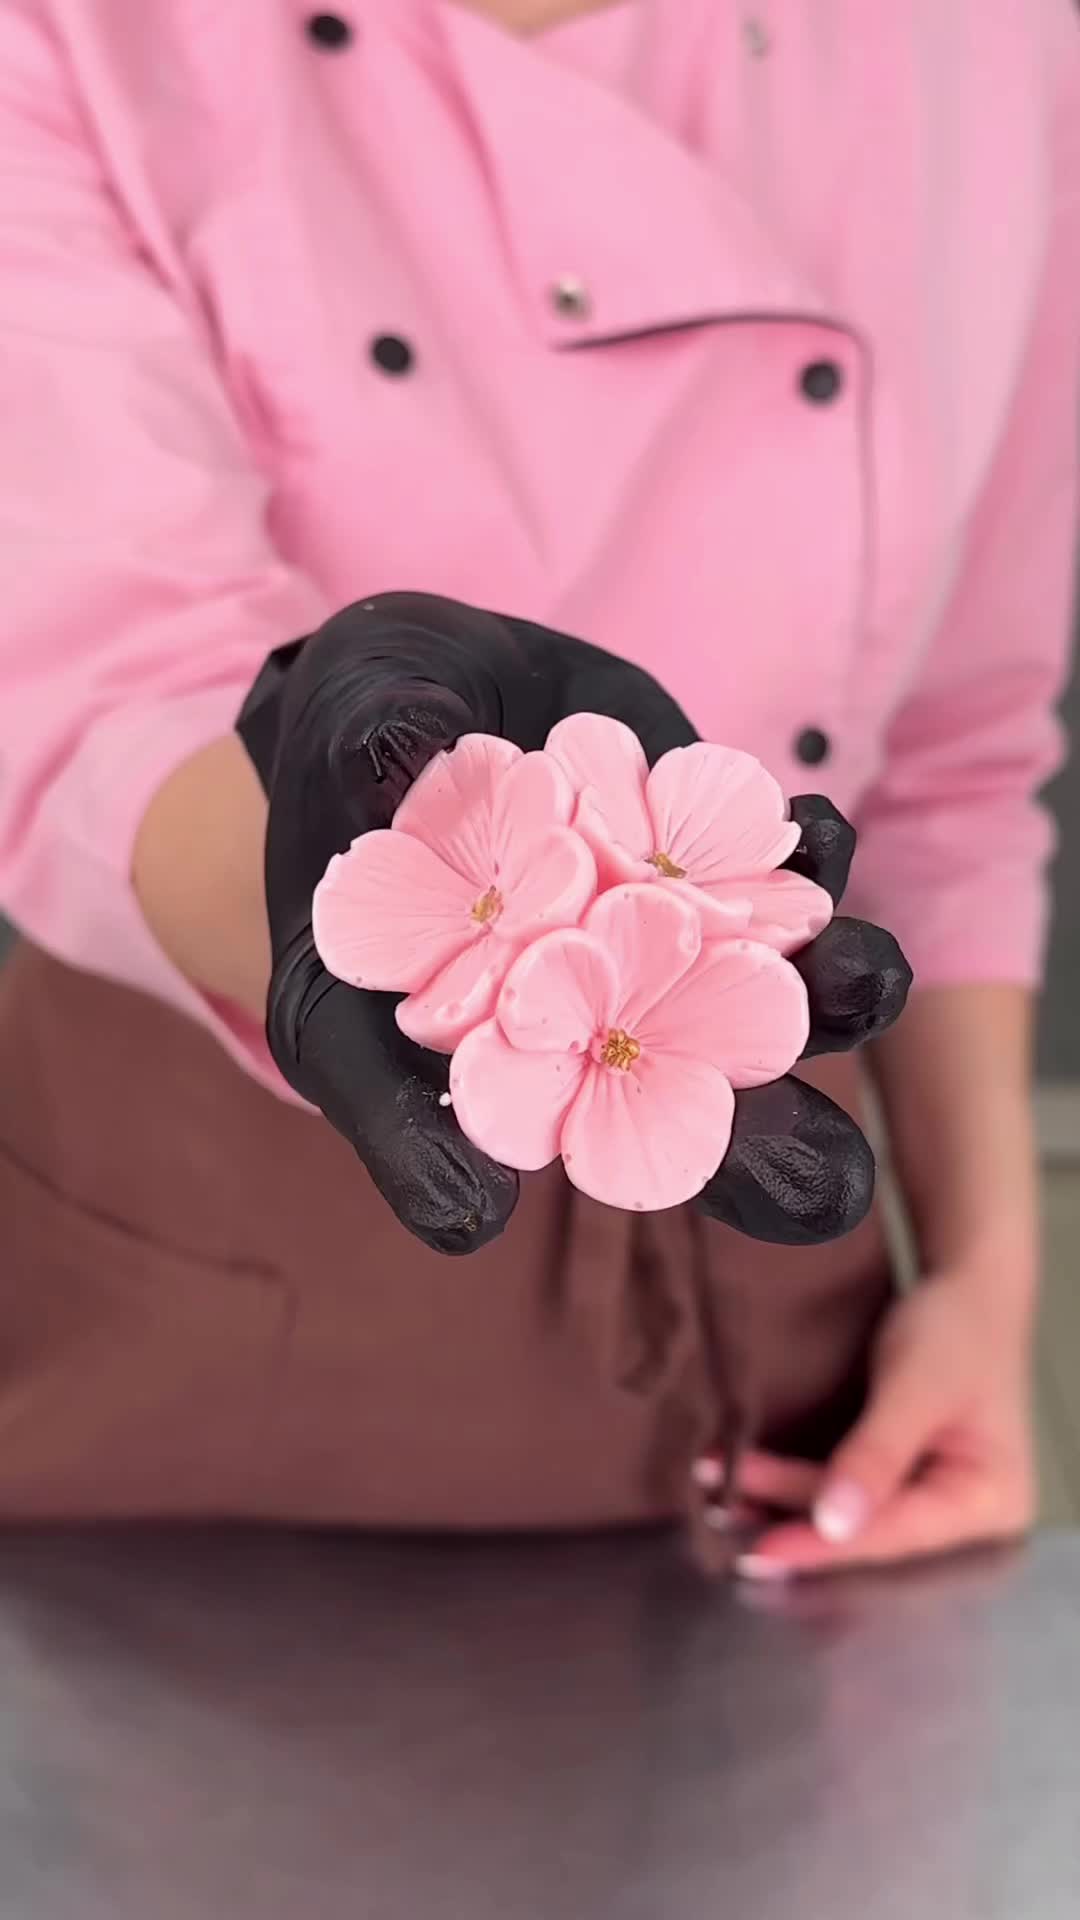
[236, 591, 909, 1255]
[728, 1266, 1036, 1579]
[238, 592, 709, 1254]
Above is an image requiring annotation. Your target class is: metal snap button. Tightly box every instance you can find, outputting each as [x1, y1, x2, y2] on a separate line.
[550, 276, 591, 321]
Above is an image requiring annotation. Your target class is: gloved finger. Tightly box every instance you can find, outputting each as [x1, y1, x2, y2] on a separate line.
[261, 689, 479, 958]
[262, 599, 550, 918]
[237, 600, 513, 798]
[270, 956, 520, 1256]
[794, 916, 913, 1059]
[329, 688, 482, 833]
[698, 1076, 875, 1245]
[506, 617, 700, 764]
[783, 795, 857, 905]
[288, 593, 546, 772]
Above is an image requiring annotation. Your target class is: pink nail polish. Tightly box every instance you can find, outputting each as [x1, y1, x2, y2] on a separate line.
[691, 1457, 722, 1491]
[735, 1554, 793, 1583]
[813, 1481, 870, 1544]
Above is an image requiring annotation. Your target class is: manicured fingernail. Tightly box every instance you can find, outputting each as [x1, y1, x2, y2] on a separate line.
[703, 1504, 742, 1534]
[692, 1457, 722, 1490]
[813, 1481, 870, 1544]
[735, 1555, 793, 1583]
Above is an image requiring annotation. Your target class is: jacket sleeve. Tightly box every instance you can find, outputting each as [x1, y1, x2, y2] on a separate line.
[845, 66, 1080, 991]
[0, 4, 327, 1087]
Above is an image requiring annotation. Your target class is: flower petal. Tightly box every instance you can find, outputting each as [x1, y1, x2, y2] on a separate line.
[667, 877, 754, 935]
[545, 714, 653, 879]
[638, 937, 809, 1089]
[496, 927, 619, 1054]
[737, 871, 834, 955]
[491, 751, 574, 868]
[545, 711, 649, 800]
[313, 831, 476, 992]
[645, 744, 801, 882]
[560, 1053, 735, 1212]
[583, 884, 701, 1035]
[496, 827, 597, 942]
[573, 790, 656, 887]
[690, 871, 831, 951]
[450, 1020, 586, 1170]
[392, 734, 522, 886]
[396, 936, 507, 1052]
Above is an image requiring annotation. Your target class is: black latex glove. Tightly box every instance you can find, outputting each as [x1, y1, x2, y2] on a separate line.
[237, 593, 911, 1255]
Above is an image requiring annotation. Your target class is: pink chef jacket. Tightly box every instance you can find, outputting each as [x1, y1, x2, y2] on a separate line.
[0, 0, 1077, 1098]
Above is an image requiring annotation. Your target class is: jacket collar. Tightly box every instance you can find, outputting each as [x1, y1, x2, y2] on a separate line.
[435, 0, 830, 344]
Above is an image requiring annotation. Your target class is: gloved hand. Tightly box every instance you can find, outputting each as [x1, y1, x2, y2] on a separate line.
[237, 592, 910, 1255]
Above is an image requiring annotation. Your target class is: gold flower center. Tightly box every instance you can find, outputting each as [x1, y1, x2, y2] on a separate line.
[647, 850, 686, 880]
[470, 885, 503, 925]
[601, 1028, 642, 1072]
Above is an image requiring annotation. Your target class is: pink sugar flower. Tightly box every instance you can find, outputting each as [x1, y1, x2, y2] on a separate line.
[449, 884, 810, 1213]
[312, 734, 597, 1051]
[546, 713, 833, 954]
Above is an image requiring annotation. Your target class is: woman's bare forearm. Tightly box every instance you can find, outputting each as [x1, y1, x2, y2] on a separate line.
[131, 734, 270, 1020]
[869, 984, 1039, 1322]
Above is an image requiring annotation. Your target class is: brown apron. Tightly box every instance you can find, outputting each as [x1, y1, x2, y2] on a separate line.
[0, 943, 893, 1529]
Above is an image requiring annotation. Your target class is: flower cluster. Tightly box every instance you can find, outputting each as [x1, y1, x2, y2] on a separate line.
[312, 716, 831, 1212]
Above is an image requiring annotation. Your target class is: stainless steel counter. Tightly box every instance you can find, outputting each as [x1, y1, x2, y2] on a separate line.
[0, 1527, 1077, 1918]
